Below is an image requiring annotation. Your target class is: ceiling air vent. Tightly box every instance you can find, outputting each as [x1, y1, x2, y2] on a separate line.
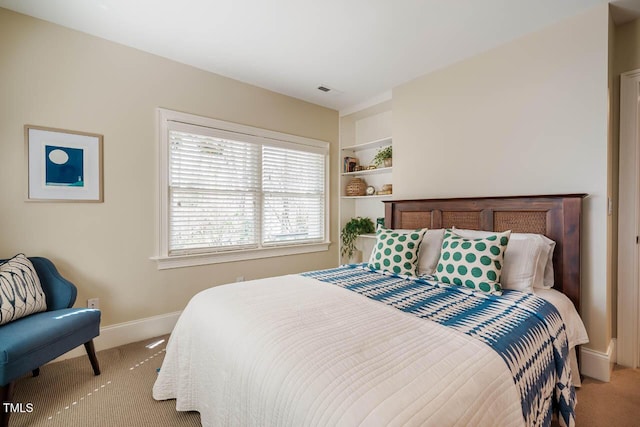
[317, 85, 331, 92]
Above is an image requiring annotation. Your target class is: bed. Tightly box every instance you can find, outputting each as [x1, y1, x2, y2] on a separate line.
[153, 194, 588, 427]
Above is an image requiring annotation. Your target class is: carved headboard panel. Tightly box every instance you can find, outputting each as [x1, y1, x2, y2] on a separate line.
[384, 194, 586, 310]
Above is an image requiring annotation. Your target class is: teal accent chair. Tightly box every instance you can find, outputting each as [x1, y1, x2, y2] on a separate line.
[0, 257, 101, 427]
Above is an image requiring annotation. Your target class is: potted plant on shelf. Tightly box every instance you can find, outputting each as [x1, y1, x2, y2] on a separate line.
[341, 217, 376, 260]
[372, 146, 393, 168]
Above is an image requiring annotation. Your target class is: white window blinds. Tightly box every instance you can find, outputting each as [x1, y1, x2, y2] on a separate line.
[262, 146, 325, 245]
[169, 130, 260, 254]
[167, 123, 326, 256]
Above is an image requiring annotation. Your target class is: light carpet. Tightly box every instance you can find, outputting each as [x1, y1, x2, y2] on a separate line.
[10, 335, 199, 427]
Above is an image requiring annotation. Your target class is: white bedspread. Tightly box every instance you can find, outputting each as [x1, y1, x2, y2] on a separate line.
[153, 274, 525, 426]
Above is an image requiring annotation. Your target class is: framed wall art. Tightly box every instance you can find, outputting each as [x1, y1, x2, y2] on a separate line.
[25, 125, 103, 202]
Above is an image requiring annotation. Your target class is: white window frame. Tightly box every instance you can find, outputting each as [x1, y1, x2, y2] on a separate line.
[153, 108, 330, 270]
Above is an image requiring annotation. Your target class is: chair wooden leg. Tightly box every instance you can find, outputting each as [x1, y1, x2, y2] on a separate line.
[1, 381, 16, 427]
[84, 340, 101, 375]
[32, 368, 40, 377]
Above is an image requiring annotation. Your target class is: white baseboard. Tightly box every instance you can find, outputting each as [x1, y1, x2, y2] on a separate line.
[580, 339, 616, 382]
[611, 338, 617, 366]
[52, 310, 182, 363]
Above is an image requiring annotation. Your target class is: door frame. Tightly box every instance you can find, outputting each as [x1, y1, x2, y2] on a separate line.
[617, 69, 640, 368]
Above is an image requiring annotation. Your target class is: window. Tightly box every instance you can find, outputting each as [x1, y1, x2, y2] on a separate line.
[155, 109, 330, 269]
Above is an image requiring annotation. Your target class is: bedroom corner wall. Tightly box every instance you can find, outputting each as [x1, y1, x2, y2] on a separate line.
[615, 16, 640, 72]
[392, 4, 611, 357]
[0, 8, 339, 330]
[613, 16, 640, 367]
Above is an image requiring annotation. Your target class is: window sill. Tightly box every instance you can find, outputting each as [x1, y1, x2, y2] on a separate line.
[151, 241, 331, 270]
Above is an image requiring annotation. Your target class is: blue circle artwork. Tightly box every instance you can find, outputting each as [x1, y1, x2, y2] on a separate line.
[45, 145, 84, 187]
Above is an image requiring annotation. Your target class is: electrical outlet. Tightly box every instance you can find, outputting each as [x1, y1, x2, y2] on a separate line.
[235, 276, 244, 282]
[87, 298, 99, 309]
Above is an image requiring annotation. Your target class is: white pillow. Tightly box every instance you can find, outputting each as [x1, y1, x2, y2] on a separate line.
[534, 288, 589, 349]
[451, 229, 555, 293]
[417, 229, 445, 276]
[540, 243, 555, 289]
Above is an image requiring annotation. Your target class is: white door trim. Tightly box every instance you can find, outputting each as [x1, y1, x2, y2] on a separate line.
[617, 69, 640, 368]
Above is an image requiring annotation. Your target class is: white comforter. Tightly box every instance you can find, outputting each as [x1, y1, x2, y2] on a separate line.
[153, 274, 526, 426]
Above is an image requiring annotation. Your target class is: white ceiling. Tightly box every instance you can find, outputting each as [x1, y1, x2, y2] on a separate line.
[1, 0, 634, 113]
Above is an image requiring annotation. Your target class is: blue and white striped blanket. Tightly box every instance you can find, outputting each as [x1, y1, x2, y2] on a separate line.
[302, 264, 575, 427]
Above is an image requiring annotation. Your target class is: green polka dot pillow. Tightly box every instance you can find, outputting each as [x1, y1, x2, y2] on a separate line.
[433, 229, 511, 295]
[368, 226, 427, 276]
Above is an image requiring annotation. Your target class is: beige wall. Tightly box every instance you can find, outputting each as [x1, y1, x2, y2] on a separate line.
[607, 9, 617, 339]
[0, 8, 339, 326]
[393, 5, 611, 352]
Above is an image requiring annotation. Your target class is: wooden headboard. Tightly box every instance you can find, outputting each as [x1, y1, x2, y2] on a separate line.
[384, 194, 586, 311]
